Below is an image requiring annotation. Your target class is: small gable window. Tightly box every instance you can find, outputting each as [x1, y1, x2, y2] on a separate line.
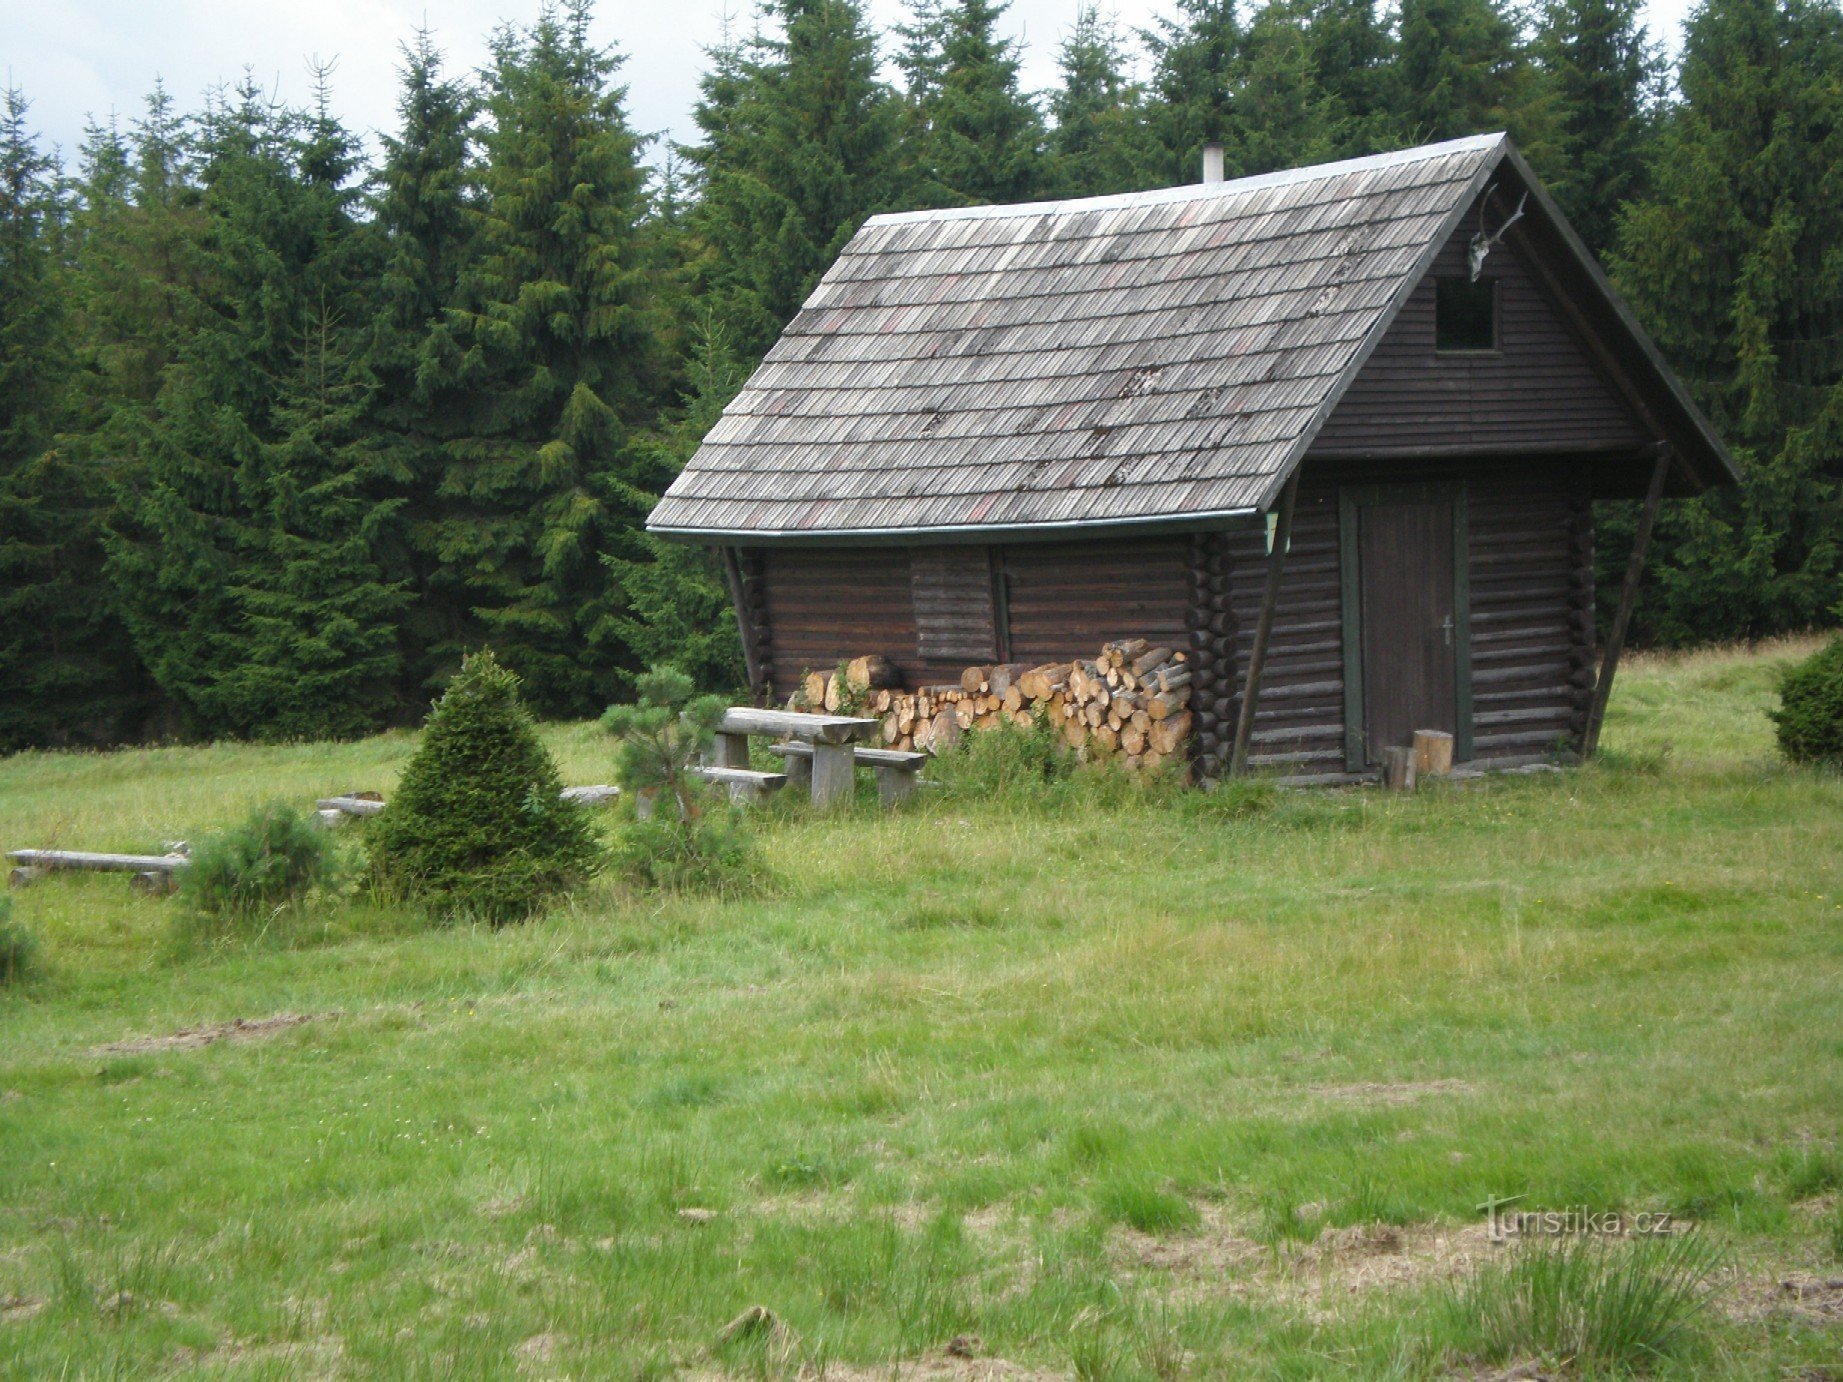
[1435, 277, 1498, 354]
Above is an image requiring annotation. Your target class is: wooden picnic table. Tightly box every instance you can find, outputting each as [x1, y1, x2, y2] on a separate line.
[712, 708, 879, 807]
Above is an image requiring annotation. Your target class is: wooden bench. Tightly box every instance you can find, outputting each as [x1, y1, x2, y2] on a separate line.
[708, 708, 880, 808]
[768, 742, 928, 807]
[687, 764, 788, 806]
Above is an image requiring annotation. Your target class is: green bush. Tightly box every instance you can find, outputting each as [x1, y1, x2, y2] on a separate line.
[179, 801, 337, 925]
[0, 897, 38, 986]
[602, 665, 763, 893]
[924, 713, 1078, 803]
[369, 650, 603, 924]
[609, 811, 763, 893]
[1772, 635, 1843, 767]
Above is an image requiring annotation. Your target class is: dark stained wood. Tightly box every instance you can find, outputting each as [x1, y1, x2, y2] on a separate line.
[1311, 198, 1645, 461]
[1230, 473, 1299, 776]
[1358, 497, 1458, 763]
[1002, 539, 1191, 663]
[1466, 473, 1594, 761]
[746, 462, 1603, 771]
[755, 537, 1192, 700]
[760, 548, 920, 696]
[1223, 489, 1346, 775]
[910, 549, 1000, 663]
[723, 548, 768, 702]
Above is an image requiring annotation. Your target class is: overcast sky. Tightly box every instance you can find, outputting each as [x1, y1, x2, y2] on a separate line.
[8, 0, 1702, 172]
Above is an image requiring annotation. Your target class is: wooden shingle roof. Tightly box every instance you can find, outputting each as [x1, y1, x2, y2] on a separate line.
[650, 134, 1733, 542]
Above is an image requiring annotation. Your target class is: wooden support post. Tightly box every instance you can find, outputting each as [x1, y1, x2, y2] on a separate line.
[1229, 472, 1300, 776]
[875, 765, 916, 808]
[720, 547, 764, 705]
[782, 754, 813, 794]
[810, 742, 856, 808]
[711, 731, 752, 770]
[1582, 448, 1672, 759]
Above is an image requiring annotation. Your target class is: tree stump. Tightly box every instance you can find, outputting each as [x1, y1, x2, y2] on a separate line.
[1381, 745, 1417, 791]
[1413, 730, 1455, 778]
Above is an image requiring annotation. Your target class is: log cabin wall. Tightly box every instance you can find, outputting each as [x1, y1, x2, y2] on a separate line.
[758, 548, 919, 696]
[1215, 462, 1596, 778]
[1222, 489, 1346, 776]
[1309, 199, 1645, 460]
[1000, 539, 1191, 664]
[1467, 473, 1596, 762]
[755, 537, 1193, 699]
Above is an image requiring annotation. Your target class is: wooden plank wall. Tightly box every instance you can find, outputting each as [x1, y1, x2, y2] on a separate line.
[1218, 468, 1595, 775]
[753, 473, 1593, 773]
[1002, 539, 1191, 665]
[1222, 490, 1347, 775]
[755, 539, 1193, 699]
[1468, 476, 1596, 761]
[910, 549, 999, 663]
[758, 549, 922, 694]
[1310, 205, 1645, 458]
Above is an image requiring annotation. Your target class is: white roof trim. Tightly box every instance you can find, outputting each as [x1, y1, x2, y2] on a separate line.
[864, 133, 1508, 229]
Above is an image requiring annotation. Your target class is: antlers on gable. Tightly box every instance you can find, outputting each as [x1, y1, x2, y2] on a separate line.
[1467, 188, 1528, 281]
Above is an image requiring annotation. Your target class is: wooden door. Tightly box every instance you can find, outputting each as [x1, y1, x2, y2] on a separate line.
[1357, 498, 1457, 764]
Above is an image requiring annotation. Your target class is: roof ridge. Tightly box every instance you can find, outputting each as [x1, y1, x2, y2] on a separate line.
[864, 133, 1507, 229]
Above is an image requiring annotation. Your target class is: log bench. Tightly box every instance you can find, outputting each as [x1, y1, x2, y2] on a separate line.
[767, 742, 928, 807]
[708, 708, 880, 809]
[686, 764, 788, 806]
[7, 848, 190, 893]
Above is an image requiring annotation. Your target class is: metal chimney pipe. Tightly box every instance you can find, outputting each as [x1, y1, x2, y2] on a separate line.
[1201, 142, 1226, 185]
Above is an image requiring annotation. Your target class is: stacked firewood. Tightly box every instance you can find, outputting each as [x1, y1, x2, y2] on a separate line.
[799, 641, 1192, 772]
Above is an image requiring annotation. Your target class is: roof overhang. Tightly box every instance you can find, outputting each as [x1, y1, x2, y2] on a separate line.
[652, 505, 1262, 548]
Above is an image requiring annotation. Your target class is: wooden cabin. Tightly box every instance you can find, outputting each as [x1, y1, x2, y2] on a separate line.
[649, 134, 1736, 783]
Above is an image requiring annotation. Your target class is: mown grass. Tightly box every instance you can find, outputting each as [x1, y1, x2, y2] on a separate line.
[0, 637, 1839, 1376]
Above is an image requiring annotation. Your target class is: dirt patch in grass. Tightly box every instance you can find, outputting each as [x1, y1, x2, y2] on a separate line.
[1729, 1271, 1843, 1326]
[1109, 1204, 1499, 1316]
[0, 1294, 44, 1324]
[1306, 1078, 1478, 1105]
[514, 1330, 564, 1370]
[91, 1011, 332, 1055]
[812, 1350, 1064, 1380]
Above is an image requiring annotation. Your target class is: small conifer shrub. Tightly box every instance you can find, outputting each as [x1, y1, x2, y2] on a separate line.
[180, 801, 337, 926]
[1773, 635, 1843, 768]
[369, 651, 603, 923]
[601, 665, 763, 892]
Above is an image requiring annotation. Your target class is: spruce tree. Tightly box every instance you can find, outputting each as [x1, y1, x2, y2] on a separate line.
[901, 0, 1047, 206]
[607, 313, 749, 692]
[1397, 0, 1538, 145]
[368, 648, 602, 923]
[1143, 0, 1244, 185]
[686, 0, 898, 360]
[105, 76, 405, 739]
[1048, 5, 1158, 196]
[1235, 2, 1338, 174]
[0, 87, 106, 751]
[367, 31, 480, 703]
[1610, 0, 1843, 642]
[1531, 0, 1663, 256]
[419, 0, 662, 718]
[1306, 0, 1402, 156]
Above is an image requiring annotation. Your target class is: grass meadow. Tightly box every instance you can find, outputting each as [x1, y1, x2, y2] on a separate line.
[1, 637, 1839, 1377]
